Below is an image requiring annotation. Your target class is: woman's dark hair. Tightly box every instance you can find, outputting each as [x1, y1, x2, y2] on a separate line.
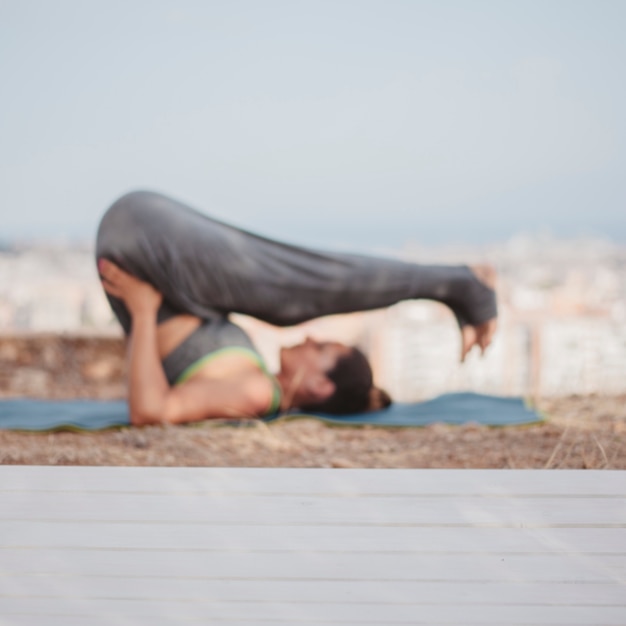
[301, 347, 393, 415]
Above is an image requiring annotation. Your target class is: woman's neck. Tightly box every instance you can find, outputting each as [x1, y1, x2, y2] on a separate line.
[275, 369, 306, 411]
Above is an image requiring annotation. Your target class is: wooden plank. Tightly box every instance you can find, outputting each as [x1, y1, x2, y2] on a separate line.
[1, 619, 624, 626]
[0, 597, 625, 625]
[2, 575, 625, 605]
[1, 548, 622, 581]
[2, 467, 625, 496]
[2, 521, 623, 553]
[2, 492, 624, 525]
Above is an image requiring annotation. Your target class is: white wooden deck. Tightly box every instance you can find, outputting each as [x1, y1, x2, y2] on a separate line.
[0, 467, 624, 625]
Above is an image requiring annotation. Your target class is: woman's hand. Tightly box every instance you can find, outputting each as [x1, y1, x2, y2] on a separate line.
[98, 259, 162, 317]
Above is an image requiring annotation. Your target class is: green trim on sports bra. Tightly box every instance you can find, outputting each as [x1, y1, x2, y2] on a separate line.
[174, 346, 282, 416]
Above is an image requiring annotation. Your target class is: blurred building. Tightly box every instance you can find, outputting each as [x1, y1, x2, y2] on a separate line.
[0, 245, 115, 333]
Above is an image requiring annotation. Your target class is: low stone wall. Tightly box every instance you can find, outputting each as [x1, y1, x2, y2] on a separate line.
[0, 335, 126, 399]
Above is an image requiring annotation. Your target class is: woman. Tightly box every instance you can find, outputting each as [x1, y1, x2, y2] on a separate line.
[96, 191, 497, 426]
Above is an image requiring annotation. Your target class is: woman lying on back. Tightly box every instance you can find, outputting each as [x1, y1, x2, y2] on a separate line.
[97, 191, 497, 425]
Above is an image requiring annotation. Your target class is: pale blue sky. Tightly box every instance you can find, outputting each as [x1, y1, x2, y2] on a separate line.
[1, 0, 624, 249]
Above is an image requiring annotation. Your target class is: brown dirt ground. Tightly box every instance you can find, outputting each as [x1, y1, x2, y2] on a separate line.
[0, 335, 624, 469]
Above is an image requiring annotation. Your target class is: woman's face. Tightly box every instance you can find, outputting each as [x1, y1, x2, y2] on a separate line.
[280, 337, 351, 378]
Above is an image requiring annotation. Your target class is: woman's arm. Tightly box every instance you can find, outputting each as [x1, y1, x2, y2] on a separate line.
[98, 259, 274, 425]
[98, 259, 169, 424]
[126, 309, 171, 425]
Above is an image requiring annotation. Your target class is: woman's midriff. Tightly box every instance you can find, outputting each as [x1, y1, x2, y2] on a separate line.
[157, 314, 202, 360]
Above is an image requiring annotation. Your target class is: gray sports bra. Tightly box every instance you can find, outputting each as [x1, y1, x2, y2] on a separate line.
[161, 317, 257, 385]
[161, 318, 282, 416]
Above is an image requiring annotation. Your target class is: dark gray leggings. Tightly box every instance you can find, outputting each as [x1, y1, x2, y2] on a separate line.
[96, 191, 496, 334]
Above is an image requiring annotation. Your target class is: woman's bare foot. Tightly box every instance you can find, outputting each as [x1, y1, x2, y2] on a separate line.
[460, 265, 498, 362]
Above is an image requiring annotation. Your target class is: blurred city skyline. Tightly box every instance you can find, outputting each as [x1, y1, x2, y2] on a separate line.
[1, 1, 625, 250]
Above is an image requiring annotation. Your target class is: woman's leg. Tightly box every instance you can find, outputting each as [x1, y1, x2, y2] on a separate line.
[96, 191, 496, 330]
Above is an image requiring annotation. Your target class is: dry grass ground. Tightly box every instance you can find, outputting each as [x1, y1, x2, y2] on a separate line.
[1, 335, 624, 469]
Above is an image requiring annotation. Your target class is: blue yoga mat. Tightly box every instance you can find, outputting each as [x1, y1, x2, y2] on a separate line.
[0, 393, 542, 431]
